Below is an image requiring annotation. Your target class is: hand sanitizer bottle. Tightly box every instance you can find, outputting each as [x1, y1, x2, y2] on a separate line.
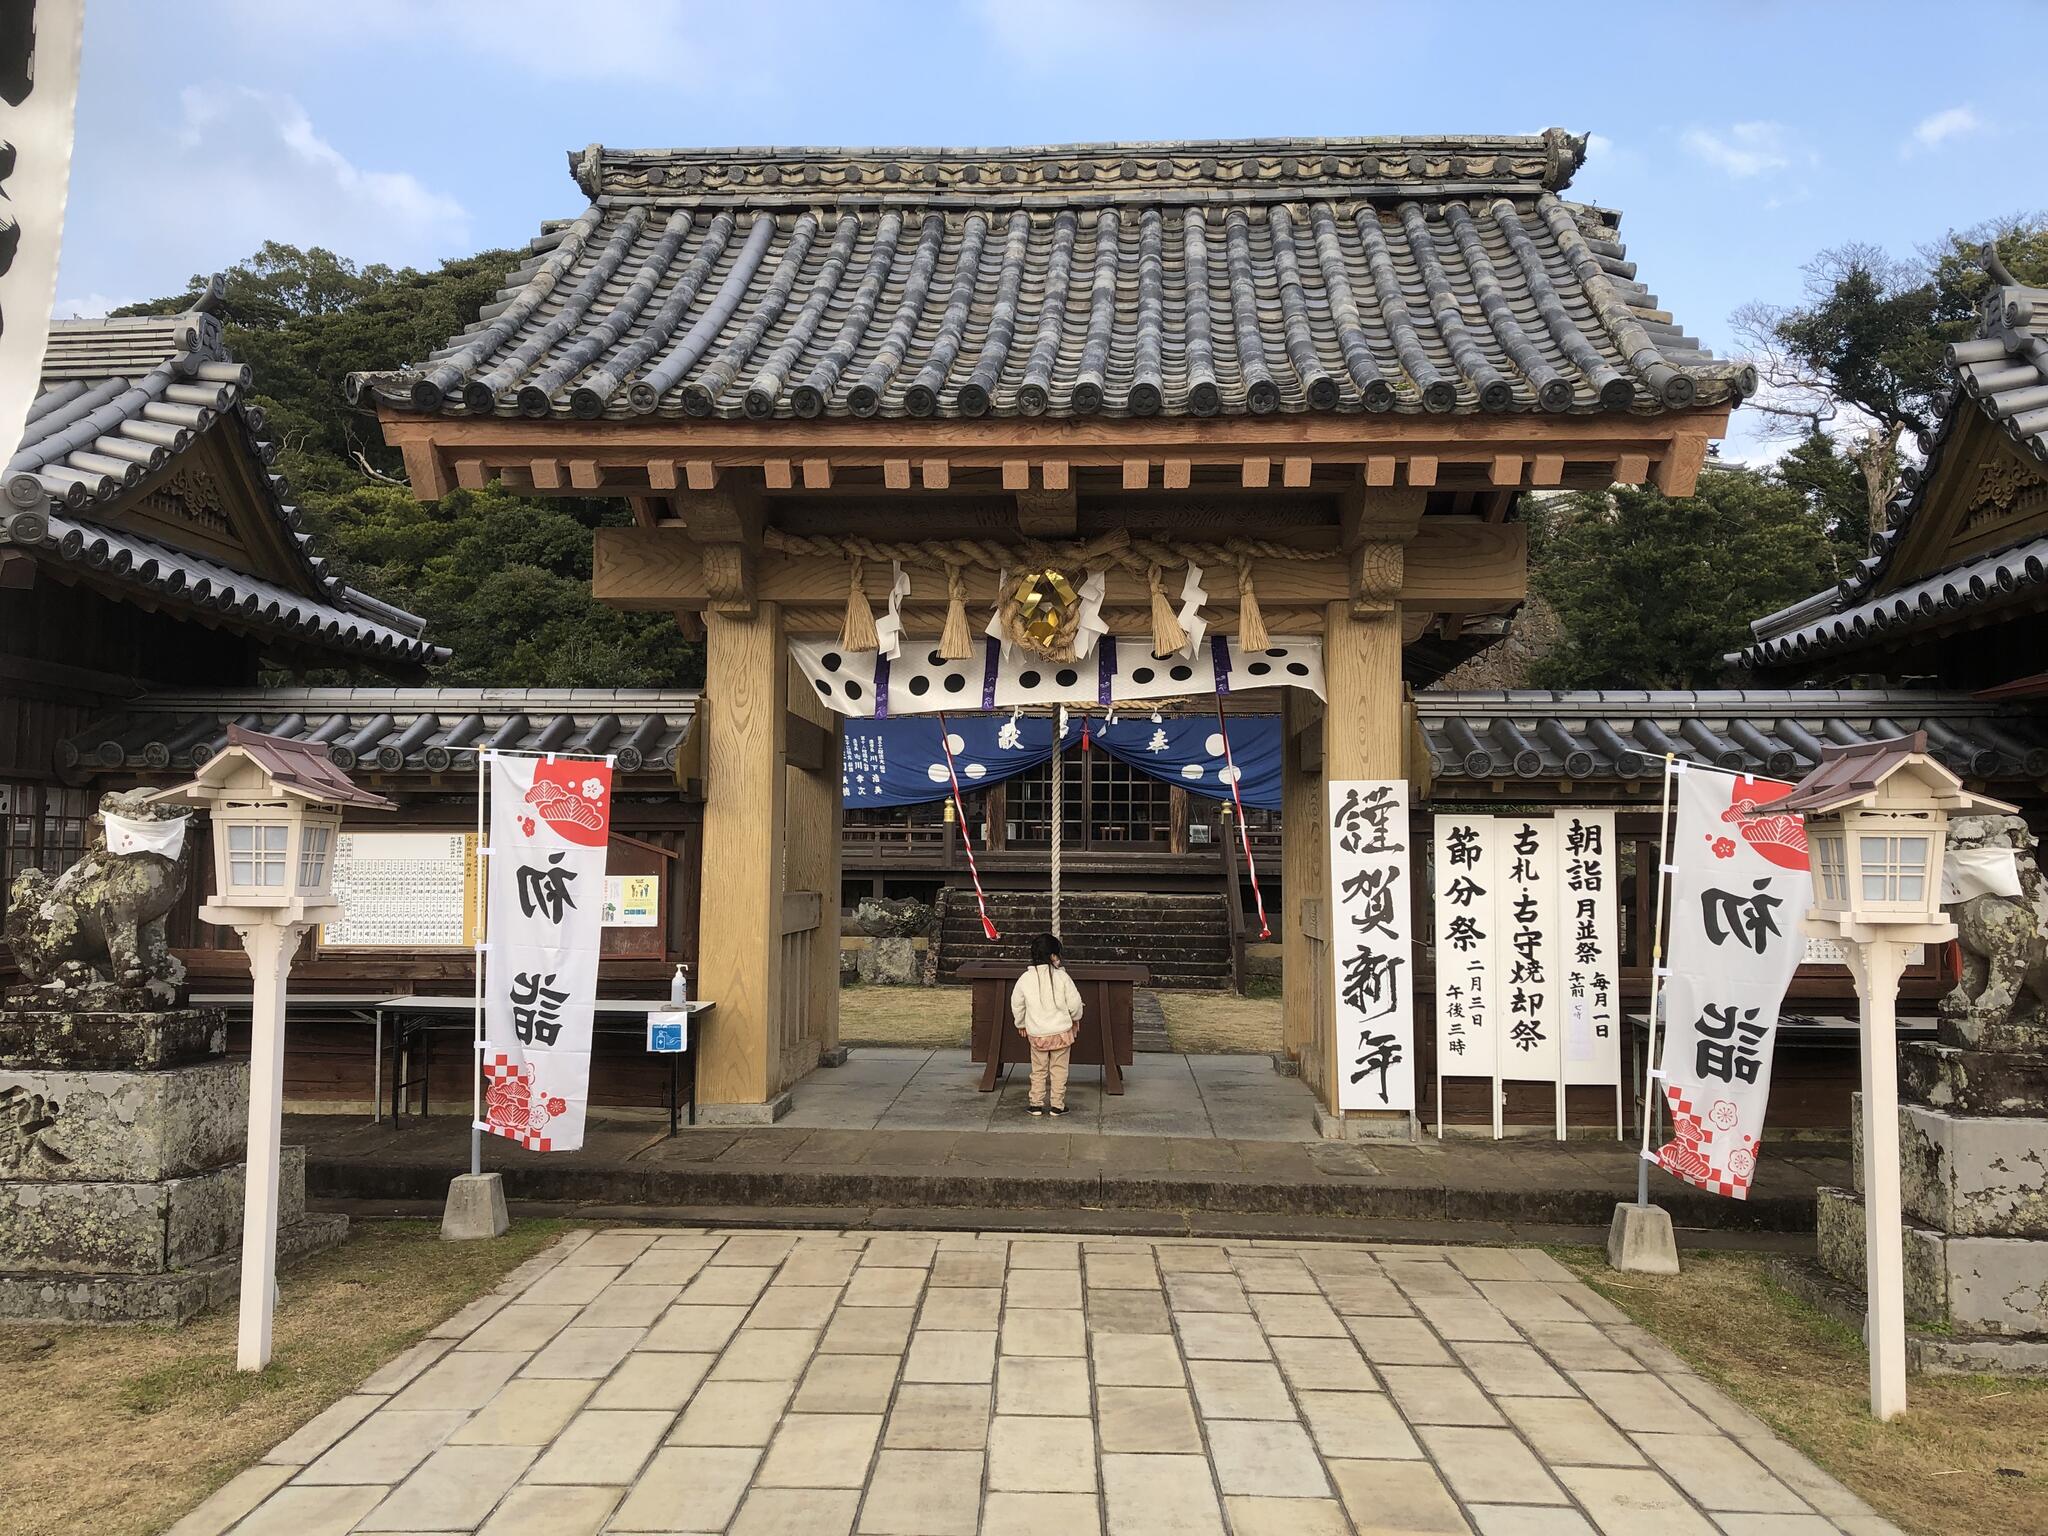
[670, 963, 689, 1008]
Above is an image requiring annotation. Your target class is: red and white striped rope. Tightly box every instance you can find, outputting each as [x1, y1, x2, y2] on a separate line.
[1213, 698, 1271, 939]
[935, 711, 1001, 941]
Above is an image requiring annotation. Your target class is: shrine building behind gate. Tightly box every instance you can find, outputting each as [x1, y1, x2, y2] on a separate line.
[365, 129, 1751, 1129]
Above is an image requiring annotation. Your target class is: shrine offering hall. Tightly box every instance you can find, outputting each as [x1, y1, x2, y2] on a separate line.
[353, 128, 1758, 1132]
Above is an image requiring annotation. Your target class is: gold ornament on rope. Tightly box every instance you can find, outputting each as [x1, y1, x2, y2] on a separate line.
[1002, 567, 1084, 662]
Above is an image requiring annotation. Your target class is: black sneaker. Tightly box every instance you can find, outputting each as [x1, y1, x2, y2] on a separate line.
[1027, 1102, 1048, 1116]
[1049, 1104, 1069, 1116]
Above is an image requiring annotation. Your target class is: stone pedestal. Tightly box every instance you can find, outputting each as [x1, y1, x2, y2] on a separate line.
[0, 1004, 346, 1324]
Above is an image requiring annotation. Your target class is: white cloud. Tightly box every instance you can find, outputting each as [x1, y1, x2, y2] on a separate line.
[1903, 105, 1984, 156]
[51, 293, 133, 320]
[1680, 121, 1803, 179]
[66, 87, 469, 296]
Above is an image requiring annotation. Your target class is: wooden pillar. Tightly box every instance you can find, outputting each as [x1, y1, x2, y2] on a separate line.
[1281, 689, 1324, 1081]
[785, 657, 843, 1075]
[1318, 600, 1406, 1131]
[695, 604, 789, 1111]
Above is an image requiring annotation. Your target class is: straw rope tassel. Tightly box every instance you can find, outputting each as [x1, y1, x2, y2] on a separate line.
[840, 554, 879, 652]
[939, 562, 974, 661]
[1147, 563, 1187, 656]
[1235, 554, 1269, 652]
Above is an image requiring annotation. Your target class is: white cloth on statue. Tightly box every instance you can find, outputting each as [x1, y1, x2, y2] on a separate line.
[1942, 846, 2023, 903]
[104, 811, 188, 860]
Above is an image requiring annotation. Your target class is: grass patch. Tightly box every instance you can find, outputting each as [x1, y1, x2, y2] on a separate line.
[1555, 1246, 2048, 1536]
[4, 1218, 570, 1536]
[1157, 988, 1283, 1054]
[839, 983, 971, 1048]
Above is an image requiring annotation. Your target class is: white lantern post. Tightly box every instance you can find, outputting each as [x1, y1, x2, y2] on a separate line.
[152, 726, 392, 1370]
[1777, 732, 2013, 1420]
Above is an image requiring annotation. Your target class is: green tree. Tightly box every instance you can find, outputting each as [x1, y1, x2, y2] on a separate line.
[1734, 214, 2048, 550]
[1527, 468, 1835, 689]
[116, 244, 702, 688]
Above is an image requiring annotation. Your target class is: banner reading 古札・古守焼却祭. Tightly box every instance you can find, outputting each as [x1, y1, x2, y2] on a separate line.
[480, 754, 613, 1153]
[1331, 780, 1414, 1112]
[1654, 766, 1810, 1199]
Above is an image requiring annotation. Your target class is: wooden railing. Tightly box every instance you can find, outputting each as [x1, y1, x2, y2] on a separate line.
[777, 890, 822, 1082]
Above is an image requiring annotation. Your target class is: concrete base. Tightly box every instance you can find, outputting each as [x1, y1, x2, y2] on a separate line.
[1312, 1103, 1413, 1141]
[0, 1211, 347, 1324]
[1606, 1201, 1681, 1274]
[817, 1047, 850, 1069]
[441, 1172, 509, 1241]
[697, 1092, 795, 1126]
[1270, 1054, 1300, 1078]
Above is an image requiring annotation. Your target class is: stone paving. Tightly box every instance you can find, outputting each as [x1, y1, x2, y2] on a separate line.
[778, 1048, 1323, 1139]
[171, 1228, 1902, 1536]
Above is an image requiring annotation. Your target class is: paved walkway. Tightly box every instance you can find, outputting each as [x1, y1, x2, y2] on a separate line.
[781, 1049, 1322, 1140]
[173, 1228, 1899, 1536]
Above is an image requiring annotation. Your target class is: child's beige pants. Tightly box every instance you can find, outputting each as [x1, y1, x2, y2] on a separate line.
[1029, 1045, 1071, 1108]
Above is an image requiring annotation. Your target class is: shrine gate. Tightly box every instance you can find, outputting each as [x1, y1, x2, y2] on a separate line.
[364, 130, 1745, 1132]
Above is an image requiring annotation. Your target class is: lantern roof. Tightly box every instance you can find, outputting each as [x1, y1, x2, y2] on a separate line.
[152, 725, 395, 812]
[1773, 731, 2017, 818]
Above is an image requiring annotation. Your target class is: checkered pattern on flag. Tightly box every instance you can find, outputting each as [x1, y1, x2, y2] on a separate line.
[1652, 768, 1810, 1200]
[479, 754, 611, 1153]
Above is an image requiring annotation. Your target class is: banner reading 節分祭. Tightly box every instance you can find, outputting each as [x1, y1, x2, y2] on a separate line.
[481, 755, 613, 1152]
[1330, 780, 1414, 1112]
[1432, 816, 1499, 1080]
[1654, 768, 1809, 1198]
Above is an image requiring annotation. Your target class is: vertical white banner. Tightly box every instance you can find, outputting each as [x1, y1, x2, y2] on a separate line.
[1499, 815, 1560, 1085]
[1432, 816, 1498, 1081]
[481, 755, 613, 1152]
[1330, 779, 1414, 1112]
[1560, 809, 1621, 1088]
[1654, 770, 1809, 1199]
[0, 0, 84, 460]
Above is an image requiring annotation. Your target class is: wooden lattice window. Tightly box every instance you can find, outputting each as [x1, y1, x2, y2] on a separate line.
[0, 783, 90, 890]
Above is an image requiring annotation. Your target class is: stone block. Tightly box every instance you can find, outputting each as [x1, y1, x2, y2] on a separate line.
[857, 936, 922, 986]
[0, 1145, 305, 1274]
[1902, 1040, 2048, 1117]
[1897, 1103, 2048, 1238]
[0, 1006, 225, 1070]
[442, 1172, 510, 1240]
[1605, 1202, 1680, 1275]
[1816, 1185, 2048, 1335]
[0, 1058, 248, 1182]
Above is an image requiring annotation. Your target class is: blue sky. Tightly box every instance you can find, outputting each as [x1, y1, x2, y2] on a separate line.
[56, 1, 2047, 460]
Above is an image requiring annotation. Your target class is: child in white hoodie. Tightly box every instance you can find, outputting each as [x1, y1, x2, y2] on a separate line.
[1011, 932, 1085, 1115]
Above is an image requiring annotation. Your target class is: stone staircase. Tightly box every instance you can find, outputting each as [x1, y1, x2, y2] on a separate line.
[936, 889, 1236, 990]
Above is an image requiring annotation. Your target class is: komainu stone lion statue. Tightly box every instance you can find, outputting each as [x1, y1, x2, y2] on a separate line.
[4, 789, 192, 1005]
[1940, 813, 2048, 1052]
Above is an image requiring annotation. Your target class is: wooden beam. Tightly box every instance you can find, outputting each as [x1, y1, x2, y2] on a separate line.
[1530, 453, 1565, 487]
[1407, 456, 1438, 487]
[1002, 459, 1031, 491]
[647, 459, 679, 491]
[626, 495, 668, 529]
[1613, 453, 1650, 486]
[399, 442, 452, 500]
[800, 458, 833, 490]
[1364, 456, 1398, 487]
[594, 517, 1524, 611]
[1163, 458, 1192, 490]
[453, 458, 487, 490]
[1281, 455, 1313, 488]
[883, 458, 912, 490]
[1489, 454, 1524, 487]
[1041, 460, 1070, 491]
[920, 458, 950, 490]
[1015, 487, 1078, 538]
[1336, 485, 1427, 550]
[671, 489, 766, 547]
[530, 459, 563, 491]
[763, 459, 794, 490]
[568, 459, 602, 490]
[1242, 457, 1272, 489]
[1122, 458, 1149, 491]
[684, 460, 720, 491]
[1654, 435, 1710, 496]
[784, 711, 830, 774]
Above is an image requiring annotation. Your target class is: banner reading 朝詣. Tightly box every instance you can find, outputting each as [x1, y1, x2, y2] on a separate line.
[481, 755, 613, 1152]
[1560, 809, 1621, 1089]
[1330, 780, 1414, 1112]
[1432, 816, 1499, 1081]
[1654, 768, 1809, 1199]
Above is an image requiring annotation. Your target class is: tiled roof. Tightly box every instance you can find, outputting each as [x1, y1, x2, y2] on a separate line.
[1418, 690, 2048, 785]
[59, 687, 697, 779]
[5, 281, 442, 669]
[1739, 260, 2048, 672]
[355, 131, 1750, 425]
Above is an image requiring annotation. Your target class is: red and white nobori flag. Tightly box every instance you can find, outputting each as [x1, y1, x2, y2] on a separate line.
[1654, 767, 1810, 1199]
[481, 755, 612, 1152]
